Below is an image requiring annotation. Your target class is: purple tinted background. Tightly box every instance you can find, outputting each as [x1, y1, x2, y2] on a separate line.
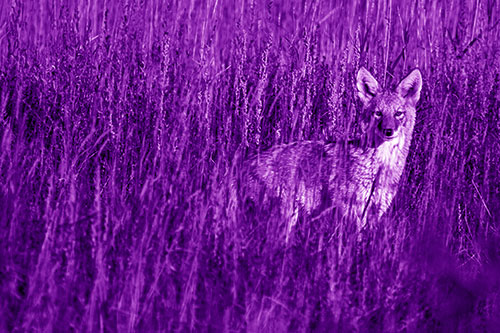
[0, 0, 499, 331]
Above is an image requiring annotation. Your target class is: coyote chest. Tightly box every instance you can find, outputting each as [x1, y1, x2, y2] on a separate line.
[347, 134, 408, 222]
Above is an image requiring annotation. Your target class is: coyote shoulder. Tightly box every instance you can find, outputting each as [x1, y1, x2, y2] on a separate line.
[236, 67, 422, 237]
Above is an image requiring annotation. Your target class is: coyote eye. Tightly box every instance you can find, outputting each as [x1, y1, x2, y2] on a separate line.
[395, 111, 404, 117]
[374, 111, 383, 117]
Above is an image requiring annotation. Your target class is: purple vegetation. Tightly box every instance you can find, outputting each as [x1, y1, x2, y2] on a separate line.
[1, 0, 500, 331]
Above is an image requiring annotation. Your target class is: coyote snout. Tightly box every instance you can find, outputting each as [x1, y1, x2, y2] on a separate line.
[234, 67, 422, 241]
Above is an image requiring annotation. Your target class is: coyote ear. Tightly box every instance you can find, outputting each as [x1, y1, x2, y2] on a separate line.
[357, 67, 379, 106]
[397, 69, 422, 107]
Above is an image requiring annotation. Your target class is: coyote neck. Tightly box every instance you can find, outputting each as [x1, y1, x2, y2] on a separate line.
[373, 132, 409, 185]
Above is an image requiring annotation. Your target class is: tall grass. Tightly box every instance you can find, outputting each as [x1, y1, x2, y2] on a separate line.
[1, 0, 499, 331]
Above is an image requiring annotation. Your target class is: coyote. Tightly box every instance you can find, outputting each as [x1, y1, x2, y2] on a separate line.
[235, 67, 422, 240]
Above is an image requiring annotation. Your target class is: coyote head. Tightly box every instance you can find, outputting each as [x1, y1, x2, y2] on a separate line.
[356, 67, 422, 145]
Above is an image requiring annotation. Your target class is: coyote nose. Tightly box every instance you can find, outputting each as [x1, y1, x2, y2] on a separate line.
[383, 129, 393, 137]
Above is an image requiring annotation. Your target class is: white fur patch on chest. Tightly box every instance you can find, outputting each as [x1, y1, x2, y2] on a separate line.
[376, 135, 405, 167]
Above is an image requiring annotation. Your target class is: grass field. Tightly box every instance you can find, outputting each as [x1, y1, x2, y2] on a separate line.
[1, 0, 500, 331]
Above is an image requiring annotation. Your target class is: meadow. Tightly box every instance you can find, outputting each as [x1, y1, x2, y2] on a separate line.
[1, 0, 499, 331]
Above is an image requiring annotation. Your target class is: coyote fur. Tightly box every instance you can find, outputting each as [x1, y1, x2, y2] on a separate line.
[235, 67, 422, 239]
